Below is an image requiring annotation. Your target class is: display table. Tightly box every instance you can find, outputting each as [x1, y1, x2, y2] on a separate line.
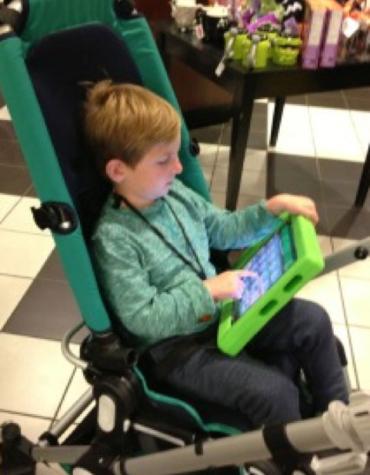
[159, 23, 370, 209]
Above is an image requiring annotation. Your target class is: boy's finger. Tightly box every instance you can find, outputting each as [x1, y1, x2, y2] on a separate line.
[238, 269, 259, 278]
[303, 206, 319, 225]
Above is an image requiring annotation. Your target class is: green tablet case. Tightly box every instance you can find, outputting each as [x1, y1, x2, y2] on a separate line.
[217, 214, 324, 356]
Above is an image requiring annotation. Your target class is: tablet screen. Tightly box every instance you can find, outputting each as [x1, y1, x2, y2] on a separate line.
[234, 224, 296, 319]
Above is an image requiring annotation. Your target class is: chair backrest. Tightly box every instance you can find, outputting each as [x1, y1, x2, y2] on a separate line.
[0, 0, 209, 333]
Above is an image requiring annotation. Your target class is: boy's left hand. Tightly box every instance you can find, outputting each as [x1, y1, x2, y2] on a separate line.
[266, 193, 319, 225]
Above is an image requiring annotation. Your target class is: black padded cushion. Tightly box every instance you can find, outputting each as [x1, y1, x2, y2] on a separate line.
[26, 24, 143, 237]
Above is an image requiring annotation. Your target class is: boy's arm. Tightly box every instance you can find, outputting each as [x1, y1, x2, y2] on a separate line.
[184, 186, 281, 249]
[181, 183, 318, 250]
[94, 236, 216, 344]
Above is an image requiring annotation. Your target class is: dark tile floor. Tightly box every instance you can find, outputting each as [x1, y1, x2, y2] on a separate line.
[286, 87, 370, 111]
[267, 153, 370, 239]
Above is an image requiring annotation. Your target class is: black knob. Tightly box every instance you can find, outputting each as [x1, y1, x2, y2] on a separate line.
[354, 247, 368, 260]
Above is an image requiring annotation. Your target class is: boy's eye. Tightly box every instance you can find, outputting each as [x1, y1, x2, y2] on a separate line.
[158, 157, 171, 165]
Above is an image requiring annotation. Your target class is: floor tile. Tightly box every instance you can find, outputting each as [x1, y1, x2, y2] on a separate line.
[239, 168, 266, 197]
[245, 130, 268, 150]
[3, 278, 85, 342]
[325, 206, 370, 240]
[37, 250, 67, 282]
[350, 110, 370, 152]
[0, 164, 32, 196]
[332, 237, 370, 280]
[0, 120, 16, 140]
[321, 180, 370, 209]
[243, 149, 267, 172]
[0, 230, 54, 278]
[309, 107, 363, 161]
[332, 324, 358, 391]
[268, 103, 316, 157]
[317, 235, 333, 256]
[307, 91, 346, 109]
[55, 367, 92, 423]
[237, 194, 266, 208]
[211, 190, 227, 208]
[344, 87, 370, 99]
[348, 326, 370, 391]
[198, 142, 218, 168]
[0, 333, 74, 417]
[318, 159, 363, 183]
[216, 146, 267, 173]
[0, 196, 50, 235]
[212, 165, 266, 197]
[313, 207, 330, 236]
[267, 153, 322, 202]
[297, 273, 346, 325]
[0, 411, 51, 443]
[221, 121, 267, 150]
[285, 95, 307, 106]
[346, 96, 370, 112]
[191, 124, 223, 144]
[269, 131, 316, 157]
[210, 166, 229, 193]
[0, 139, 25, 166]
[0, 106, 10, 120]
[0, 193, 19, 221]
[0, 275, 32, 330]
[253, 101, 269, 114]
[340, 277, 370, 328]
[202, 164, 214, 187]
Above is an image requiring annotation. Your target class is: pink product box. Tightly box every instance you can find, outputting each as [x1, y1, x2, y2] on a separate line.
[320, 3, 344, 67]
[302, 0, 328, 69]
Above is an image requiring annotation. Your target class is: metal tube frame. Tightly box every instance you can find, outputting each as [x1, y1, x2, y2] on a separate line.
[321, 238, 370, 277]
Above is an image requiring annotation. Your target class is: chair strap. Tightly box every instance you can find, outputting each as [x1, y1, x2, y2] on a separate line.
[142, 324, 217, 381]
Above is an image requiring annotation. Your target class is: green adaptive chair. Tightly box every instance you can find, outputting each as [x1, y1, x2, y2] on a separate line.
[1, 1, 370, 475]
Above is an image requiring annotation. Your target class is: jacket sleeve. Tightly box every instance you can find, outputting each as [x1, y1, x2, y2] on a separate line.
[93, 230, 216, 344]
[183, 183, 283, 250]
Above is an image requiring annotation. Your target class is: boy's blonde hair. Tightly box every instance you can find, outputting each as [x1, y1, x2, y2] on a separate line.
[84, 81, 181, 174]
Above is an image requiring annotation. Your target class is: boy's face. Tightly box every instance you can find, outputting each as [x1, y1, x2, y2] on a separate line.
[113, 136, 183, 208]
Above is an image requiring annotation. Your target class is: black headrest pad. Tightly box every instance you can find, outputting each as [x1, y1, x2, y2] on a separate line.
[26, 24, 143, 237]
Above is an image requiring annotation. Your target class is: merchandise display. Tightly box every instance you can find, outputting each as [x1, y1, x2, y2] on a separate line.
[171, 0, 370, 69]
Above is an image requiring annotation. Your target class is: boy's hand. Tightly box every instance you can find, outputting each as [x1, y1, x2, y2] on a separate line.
[266, 193, 319, 225]
[203, 270, 255, 301]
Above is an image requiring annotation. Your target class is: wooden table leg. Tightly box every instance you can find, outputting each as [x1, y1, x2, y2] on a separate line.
[355, 144, 370, 207]
[269, 96, 285, 147]
[226, 95, 255, 210]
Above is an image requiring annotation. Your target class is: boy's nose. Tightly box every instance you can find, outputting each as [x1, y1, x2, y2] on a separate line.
[173, 156, 183, 174]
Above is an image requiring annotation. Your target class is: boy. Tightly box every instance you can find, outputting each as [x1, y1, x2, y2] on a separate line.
[86, 80, 348, 430]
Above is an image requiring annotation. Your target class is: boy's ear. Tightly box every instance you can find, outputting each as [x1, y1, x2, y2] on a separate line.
[105, 158, 127, 184]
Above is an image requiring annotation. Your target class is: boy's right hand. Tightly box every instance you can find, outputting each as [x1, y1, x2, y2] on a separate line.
[203, 270, 254, 301]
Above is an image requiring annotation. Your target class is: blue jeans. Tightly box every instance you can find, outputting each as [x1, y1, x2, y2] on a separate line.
[157, 298, 348, 430]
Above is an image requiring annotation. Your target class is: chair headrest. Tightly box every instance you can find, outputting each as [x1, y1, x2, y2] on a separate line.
[26, 24, 143, 238]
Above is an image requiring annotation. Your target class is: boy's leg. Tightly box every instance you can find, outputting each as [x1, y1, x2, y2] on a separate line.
[246, 298, 349, 412]
[164, 346, 301, 429]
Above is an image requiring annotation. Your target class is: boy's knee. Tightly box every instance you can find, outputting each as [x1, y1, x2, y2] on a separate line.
[298, 300, 332, 335]
[266, 378, 301, 423]
[247, 377, 301, 426]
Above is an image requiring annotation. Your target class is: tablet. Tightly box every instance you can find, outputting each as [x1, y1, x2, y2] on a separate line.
[217, 214, 324, 356]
